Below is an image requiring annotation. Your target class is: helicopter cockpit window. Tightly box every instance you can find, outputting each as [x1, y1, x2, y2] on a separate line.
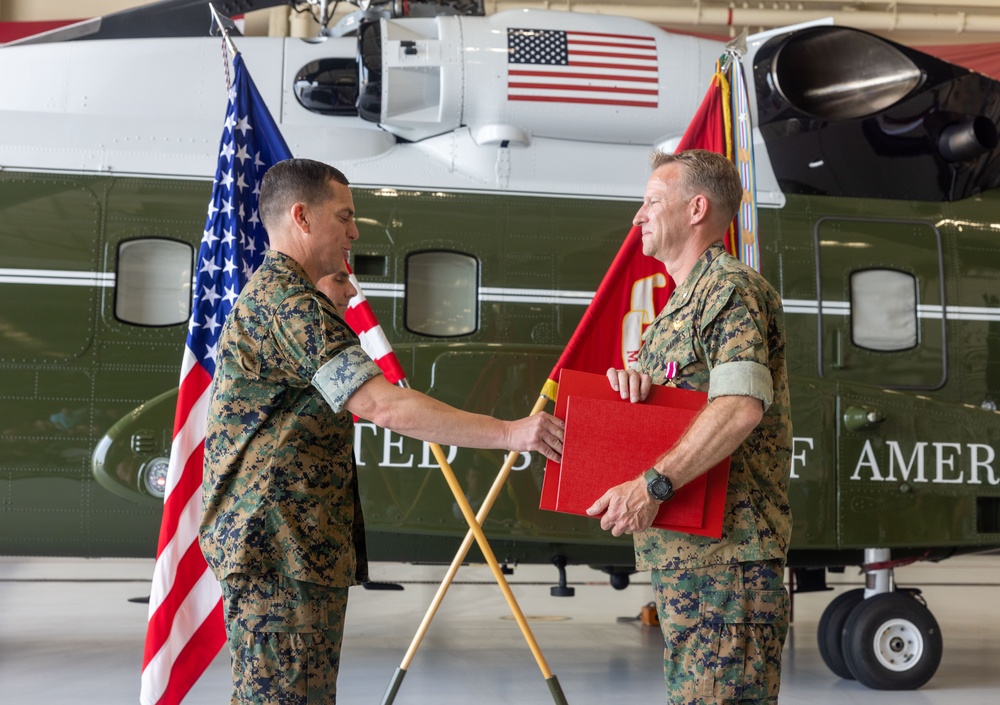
[405, 250, 478, 337]
[114, 238, 193, 327]
[849, 268, 918, 351]
[293, 59, 359, 116]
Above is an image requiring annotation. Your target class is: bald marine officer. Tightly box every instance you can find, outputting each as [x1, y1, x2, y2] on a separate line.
[587, 149, 792, 705]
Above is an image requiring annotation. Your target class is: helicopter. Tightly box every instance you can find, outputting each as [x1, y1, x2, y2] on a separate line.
[1, 0, 999, 690]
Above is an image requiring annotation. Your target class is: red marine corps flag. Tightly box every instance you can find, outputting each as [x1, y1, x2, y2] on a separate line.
[541, 56, 740, 401]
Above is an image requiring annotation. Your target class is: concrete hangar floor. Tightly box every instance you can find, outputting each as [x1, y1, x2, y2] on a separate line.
[0, 555, 997, 704]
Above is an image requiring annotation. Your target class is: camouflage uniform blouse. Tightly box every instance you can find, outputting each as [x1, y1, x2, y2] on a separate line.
[200, 251, 381, 588]
[634, 243, 792, 571]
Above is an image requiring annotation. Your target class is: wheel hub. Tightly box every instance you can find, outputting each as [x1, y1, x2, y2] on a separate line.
[873, 618, 924, 672]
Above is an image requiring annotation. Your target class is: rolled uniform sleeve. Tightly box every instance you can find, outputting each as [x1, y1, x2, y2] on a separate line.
[270, 293, 382, 411]
[709, 361, 773, 409]
[700, 281, 774, 410]
[313, 345, 381, 413]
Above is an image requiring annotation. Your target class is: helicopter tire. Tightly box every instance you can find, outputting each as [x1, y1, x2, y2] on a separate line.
[816, 588, 865, 680]
[842, 592, 943, 690]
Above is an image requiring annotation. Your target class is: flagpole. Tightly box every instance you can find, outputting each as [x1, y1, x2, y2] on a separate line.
[381, 393, 556, 705]
[343, 266, 565, 702]
[380, 389, 567, 705]
[209, 3, 238, 56]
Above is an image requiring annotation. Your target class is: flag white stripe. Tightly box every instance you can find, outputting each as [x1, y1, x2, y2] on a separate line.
[510, 65, 658, 80]
[566, 31, 655, 45]
[147, 490, 206, 617]
[177, 346, 197, 383]
[566, 39, 656, 52]
[163, 375, 212, 501]
[567, 57, 656, 69]
[509, 75, 657, 89]
[358, 326, 394, 360]
[509, 88, 657, 103]
[140, 569, 222, 705]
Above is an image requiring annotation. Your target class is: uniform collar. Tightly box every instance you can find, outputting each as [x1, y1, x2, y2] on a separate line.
[264, 249, 312, 285]
[662, 241, 728, 316]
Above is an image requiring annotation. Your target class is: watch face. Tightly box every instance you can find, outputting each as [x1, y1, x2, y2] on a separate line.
[648, 475, 672, 501]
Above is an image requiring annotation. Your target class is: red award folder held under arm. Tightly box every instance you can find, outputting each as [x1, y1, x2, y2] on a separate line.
[540, 369, 730, 539]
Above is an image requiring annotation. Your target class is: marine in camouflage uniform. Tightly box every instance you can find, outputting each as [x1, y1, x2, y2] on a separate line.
[200, 158, 565, 705]
[201, 249, 380, 705]
[638, 243, 791, 705]
[589, 150, 791, 705]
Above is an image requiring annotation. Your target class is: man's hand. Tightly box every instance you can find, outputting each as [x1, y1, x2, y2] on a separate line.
[585, 476, 660, 536]
[607, 367, 652, 403]
[506, 412, 564, 462]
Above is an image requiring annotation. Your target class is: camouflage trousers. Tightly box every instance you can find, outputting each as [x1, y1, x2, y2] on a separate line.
[220, 573, 349, 705]
[651, 560, 789, 705]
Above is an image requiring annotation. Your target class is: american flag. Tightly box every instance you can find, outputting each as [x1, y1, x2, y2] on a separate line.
[140, 52, 291, 705]
[507, 28, 659, 108]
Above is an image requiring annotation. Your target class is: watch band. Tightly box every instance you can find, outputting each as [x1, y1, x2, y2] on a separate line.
[644, 468, 674, 502]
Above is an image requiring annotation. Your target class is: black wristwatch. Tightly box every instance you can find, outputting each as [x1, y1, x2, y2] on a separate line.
[644, 468, 675, 502]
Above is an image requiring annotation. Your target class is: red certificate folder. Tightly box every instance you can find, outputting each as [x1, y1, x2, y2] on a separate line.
[541, 369, 730, 539]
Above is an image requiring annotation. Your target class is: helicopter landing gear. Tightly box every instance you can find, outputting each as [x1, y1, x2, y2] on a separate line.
[842, 590, 942, 690]
[815, 549, 943, 690]
[817, 587, 864, 680]
[550, 554, 575, 597]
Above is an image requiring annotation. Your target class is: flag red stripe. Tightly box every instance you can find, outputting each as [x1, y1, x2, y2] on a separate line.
[156, 363, 212, 558]
[155, 417, 207, 556]
[509, 69, 658, 83]
[567, 61, 658, 71]
[345, 301, 380, 334]
[509, 95, 657, 107]
[152, 600, 226, 705]
[509, 82, 658, 95]
[343, 260, 407, 385]
[143, 540, 213, 667]
[171, 362, 212, 438]
[567, 30, 656, 41]
[568, 39, 658, 50]
[569, 49, 657, 60]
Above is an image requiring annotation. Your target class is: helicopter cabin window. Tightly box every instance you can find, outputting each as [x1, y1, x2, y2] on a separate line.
[405, 251, 478, 337]
[849, 268, 918, 351]
[115, 238, 193, 327]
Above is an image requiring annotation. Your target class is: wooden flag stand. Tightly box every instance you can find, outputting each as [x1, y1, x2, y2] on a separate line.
[380, 393, 567, 705]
